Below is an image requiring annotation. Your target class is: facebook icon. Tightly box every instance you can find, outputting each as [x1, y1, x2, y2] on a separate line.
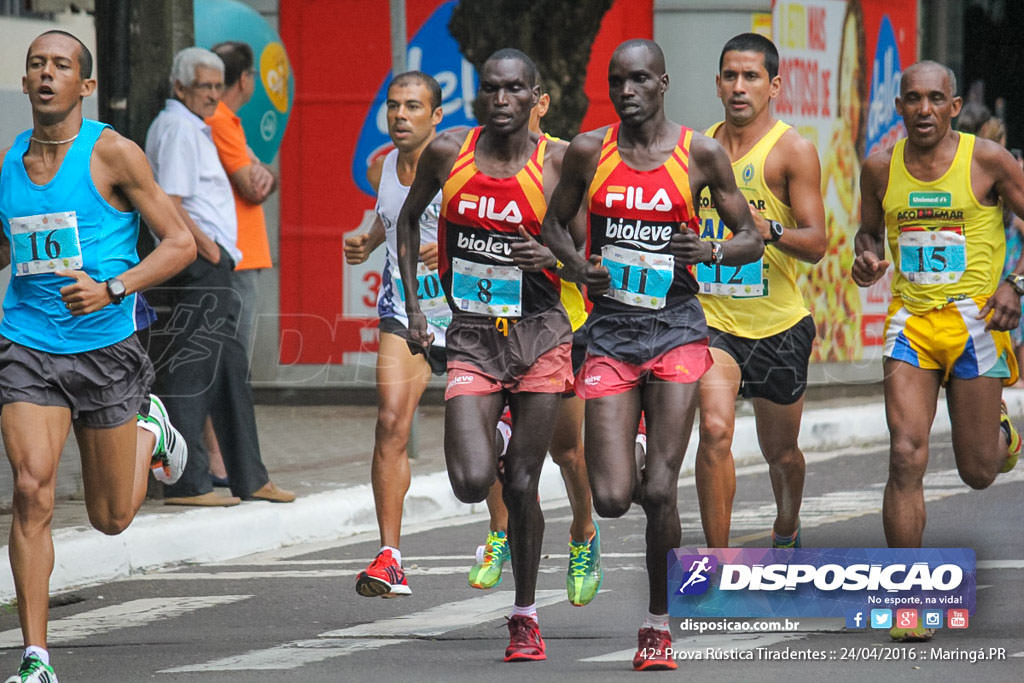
[845, 611, 866, 629]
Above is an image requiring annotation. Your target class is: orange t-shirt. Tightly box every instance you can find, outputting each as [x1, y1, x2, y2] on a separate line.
[206, 101, 273, 270]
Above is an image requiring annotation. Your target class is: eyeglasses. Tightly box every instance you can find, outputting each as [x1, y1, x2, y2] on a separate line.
[189, 81, 224, 93]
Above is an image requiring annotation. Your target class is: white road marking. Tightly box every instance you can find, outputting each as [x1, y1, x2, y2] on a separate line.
[133, 565, 643, 581]
[0, 595, 251, 648]
[162, 589, 566, 672]
[976, 560, 1024, 570]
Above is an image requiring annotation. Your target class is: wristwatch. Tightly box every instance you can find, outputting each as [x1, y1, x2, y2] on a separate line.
[1005, 273, 1024, 296]
[707, 241, 724, 265]
[766, 220, 784, 244]
[106, 277, 127, 304]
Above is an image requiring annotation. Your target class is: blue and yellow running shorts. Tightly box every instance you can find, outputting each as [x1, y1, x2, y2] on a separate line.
[883, 295, 1019, 386]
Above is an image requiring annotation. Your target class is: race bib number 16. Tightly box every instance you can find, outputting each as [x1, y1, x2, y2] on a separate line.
[10, 211, 83, 276]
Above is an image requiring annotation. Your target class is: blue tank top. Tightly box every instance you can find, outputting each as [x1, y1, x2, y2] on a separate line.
[0, 119, 140, 353]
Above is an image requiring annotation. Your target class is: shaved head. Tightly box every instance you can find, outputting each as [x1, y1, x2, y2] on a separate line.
[611, 39, 666, 74]
[900, 60, 957, 98]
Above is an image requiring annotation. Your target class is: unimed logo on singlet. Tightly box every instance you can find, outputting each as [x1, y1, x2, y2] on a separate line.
[908, 191, 952, 208]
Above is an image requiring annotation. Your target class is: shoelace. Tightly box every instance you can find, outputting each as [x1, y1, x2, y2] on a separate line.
[568, 542, 592, 576]
[508, 616, 540, 644]
[483, 535, 507, 565]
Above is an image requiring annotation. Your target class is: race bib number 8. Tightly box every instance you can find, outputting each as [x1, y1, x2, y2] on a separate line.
[10, 211, 83, 276]
[451, 257, 523, 317]
[696, 259, 765, 297]
[601, 244, 673, 310]
[898, 228, 966, 284]
[394, 262, 450, 321]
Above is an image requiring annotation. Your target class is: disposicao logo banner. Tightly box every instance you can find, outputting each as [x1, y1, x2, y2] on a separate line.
[668, 548, 975, 618]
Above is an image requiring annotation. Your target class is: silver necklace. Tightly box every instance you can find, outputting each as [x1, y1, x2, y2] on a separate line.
[30, 132, 79, 145]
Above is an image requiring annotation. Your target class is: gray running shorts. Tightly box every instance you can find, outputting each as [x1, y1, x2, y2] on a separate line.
[0, 334, 155, 428]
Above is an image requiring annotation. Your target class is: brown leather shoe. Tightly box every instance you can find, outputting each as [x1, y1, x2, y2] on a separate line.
[246, 481, 296, 503]
[164, 491, 242, 507]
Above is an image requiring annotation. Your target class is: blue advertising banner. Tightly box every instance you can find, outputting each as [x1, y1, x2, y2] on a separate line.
[195, 0, 294, 163]
[350, 0, 478, 197]
[668, 548, 976, 619]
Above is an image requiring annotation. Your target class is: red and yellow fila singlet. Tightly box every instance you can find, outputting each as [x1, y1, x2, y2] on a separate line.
[586, 123, 700, 313]
[438, 128, 560, 319]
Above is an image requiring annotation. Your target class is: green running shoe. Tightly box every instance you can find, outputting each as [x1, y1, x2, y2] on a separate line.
[771, 526, 801, 549]
[889, 625, 934, 642]
[5, 654, 58, 683]
[567, 524, 602, 606]
[468, 530, 509, 589]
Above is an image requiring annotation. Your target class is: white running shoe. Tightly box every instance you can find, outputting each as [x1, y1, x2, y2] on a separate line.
[139, 395, 188, 485]
[4, 654, 57, 682]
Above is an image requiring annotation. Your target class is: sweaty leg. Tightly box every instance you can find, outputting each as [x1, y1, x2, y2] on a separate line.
[585, 390, 644, 519]
[640, 380, 699, 614]
[548, 395, 594, 541]
[371, 332, 432, 548]
[2, 403, 71, 649]
[882, 359, 940, 547]
[503, 392, 562, 608]
[753, 397, 806, 538]
[76, 419, 155, 535]
[695, 348, 741, 547]
[946, 375, 1006, 489]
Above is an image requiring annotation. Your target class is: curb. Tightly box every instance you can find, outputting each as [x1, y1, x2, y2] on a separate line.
[3, 391, 1021, 602]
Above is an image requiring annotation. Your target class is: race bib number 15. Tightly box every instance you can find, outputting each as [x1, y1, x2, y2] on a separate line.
[10, 211, 83, 276]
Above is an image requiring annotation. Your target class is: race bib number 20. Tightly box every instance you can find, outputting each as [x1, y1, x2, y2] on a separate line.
[10, 211, 83, 276]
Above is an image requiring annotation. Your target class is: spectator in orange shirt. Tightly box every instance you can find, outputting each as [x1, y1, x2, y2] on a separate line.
[206, 41, 276, 357]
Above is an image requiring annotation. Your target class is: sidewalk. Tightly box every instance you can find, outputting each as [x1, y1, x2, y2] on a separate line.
[1, 388, 1021, 601]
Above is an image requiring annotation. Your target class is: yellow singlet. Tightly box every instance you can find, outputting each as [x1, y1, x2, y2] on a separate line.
[544, 133, 588, 331]
[697, 120, 808, 338]
[883, 133, 1004, 315]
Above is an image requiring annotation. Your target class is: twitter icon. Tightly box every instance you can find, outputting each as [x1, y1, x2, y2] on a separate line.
[870, 609, 892, 629]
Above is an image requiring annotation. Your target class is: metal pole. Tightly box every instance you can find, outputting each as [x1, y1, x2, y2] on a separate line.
[389, 0, 407, 75]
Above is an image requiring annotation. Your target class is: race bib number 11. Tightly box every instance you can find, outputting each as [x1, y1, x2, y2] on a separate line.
[601, 244, 674, 310]
[10, 211, 83, 276]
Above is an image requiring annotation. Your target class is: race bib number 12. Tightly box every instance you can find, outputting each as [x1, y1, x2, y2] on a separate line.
[10, 211, 83, 276]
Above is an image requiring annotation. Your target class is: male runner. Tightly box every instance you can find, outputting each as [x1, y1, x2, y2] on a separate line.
[0, 31, 195, 683]
[467, 86, 602, 608]
[542, 39, 763, 671]
[853, 60, 1024, 642]
[398, 49, 574, 662]
[694, 33, 826, 549]
[343, 71, 446, 598]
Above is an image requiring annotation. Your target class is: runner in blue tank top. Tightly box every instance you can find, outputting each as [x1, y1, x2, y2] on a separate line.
[0, 31, 195, 683]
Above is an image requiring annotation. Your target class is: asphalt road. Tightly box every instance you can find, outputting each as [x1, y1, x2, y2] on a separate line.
[1, 438, 1021, 682]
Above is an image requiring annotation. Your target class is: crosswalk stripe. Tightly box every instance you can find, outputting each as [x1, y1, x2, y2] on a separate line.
[0, 595, 251, 648]
[162, 589, 566, 672]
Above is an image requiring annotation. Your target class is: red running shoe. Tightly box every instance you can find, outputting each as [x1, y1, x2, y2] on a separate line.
[632, 627, 677, 671]
[504, 615, 546, 662]
[355, 549, 411, 598]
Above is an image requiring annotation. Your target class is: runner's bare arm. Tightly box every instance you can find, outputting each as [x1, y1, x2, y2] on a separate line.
[396, 132, 460, 347]
[0, 152, 7, 270]
[59, 133, 196, 315]
[541, 131, 606, 291]
[772, 132, 826, 263]
[977, 141, 1024, 329]
[851, 152, 891, 287]
[683, 134, 763, 266]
